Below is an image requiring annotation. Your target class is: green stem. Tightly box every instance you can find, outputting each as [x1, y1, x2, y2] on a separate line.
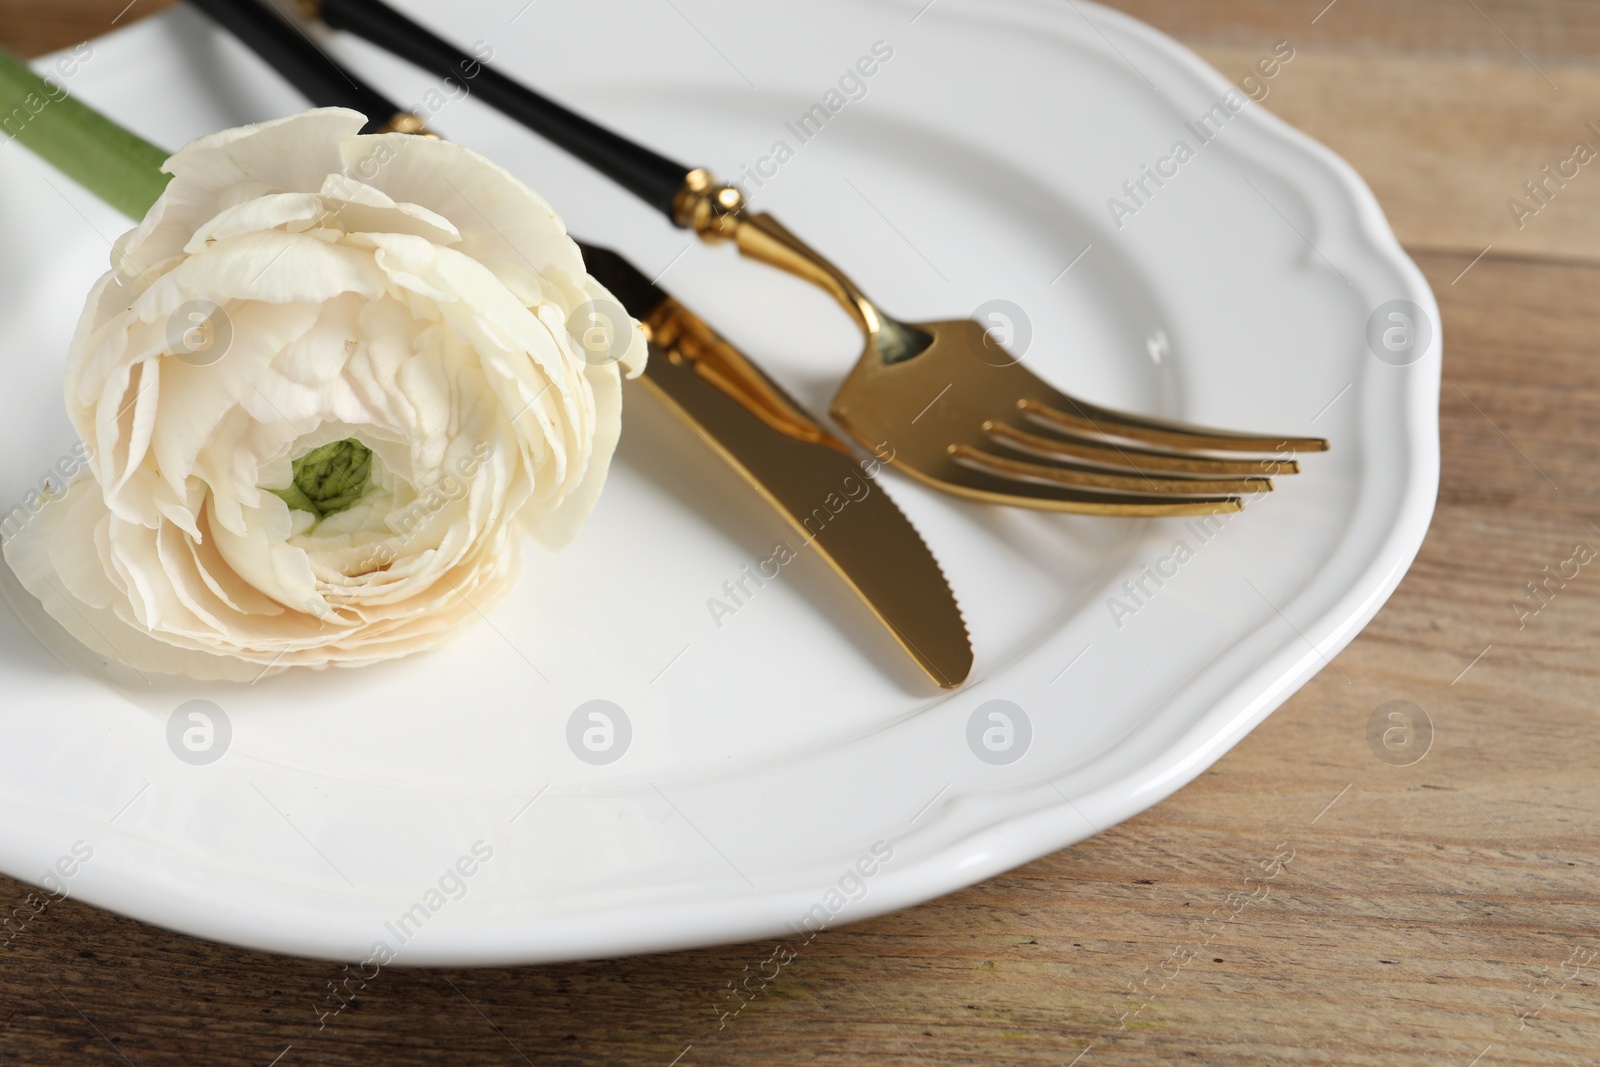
[0, 45, 170, 220]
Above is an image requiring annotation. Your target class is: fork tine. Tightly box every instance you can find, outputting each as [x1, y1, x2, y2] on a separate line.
[1019, 397, 1330, 454]
[951, 444, 1273, 496]
[915, 456, 1247, 516]
[984, 420, 1300, 476]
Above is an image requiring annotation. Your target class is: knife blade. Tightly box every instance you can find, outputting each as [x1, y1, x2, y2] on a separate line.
[581, 244, 972, 689]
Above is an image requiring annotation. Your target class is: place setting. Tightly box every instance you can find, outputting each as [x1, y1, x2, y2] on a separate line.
[0, 0, 1436, 963]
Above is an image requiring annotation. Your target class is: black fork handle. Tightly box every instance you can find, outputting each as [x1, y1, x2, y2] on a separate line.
[188, 0, 402, 132]
[317, 0, 695, 220]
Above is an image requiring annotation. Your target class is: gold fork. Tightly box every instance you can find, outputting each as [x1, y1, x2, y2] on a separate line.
[308, 0, 1329, 516]
[700, 203, 1328, 515]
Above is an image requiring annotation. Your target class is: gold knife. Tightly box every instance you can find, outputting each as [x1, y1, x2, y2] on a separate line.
[582, 244, 973, 689]
[183, 0, 972, 688]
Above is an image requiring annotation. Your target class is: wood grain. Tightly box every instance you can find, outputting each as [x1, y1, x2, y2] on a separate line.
[2, 2, 1598, 1065]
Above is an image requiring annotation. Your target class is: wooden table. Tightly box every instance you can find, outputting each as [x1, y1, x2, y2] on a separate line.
[2, 2, 1596, 1063]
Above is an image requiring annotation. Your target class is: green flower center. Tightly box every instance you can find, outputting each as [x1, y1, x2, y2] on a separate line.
[271, 438, 374, 518]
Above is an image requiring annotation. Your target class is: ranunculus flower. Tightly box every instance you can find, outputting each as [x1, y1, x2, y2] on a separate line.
[3, 109, 646, 680]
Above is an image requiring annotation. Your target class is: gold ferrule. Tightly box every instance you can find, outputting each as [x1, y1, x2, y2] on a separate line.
[374, 112, 438, 138]
[672, 168, 747, 242]
[295, 0, 323, 19]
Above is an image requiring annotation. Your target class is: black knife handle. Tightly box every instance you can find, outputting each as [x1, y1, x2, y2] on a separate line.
[188, 0, 403, 132]
[187, 0, 623, 302]
[316, 0, 694, 220]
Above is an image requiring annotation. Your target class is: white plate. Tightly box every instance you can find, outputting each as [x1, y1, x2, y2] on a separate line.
[0, 0, 1438, 963]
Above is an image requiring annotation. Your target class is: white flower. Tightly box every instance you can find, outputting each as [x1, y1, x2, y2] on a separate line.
[3, 109, 646, 680]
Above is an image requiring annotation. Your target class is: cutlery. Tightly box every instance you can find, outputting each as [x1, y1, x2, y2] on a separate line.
[299, 0, 1329, 517]
[187, 0, 975, 688]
